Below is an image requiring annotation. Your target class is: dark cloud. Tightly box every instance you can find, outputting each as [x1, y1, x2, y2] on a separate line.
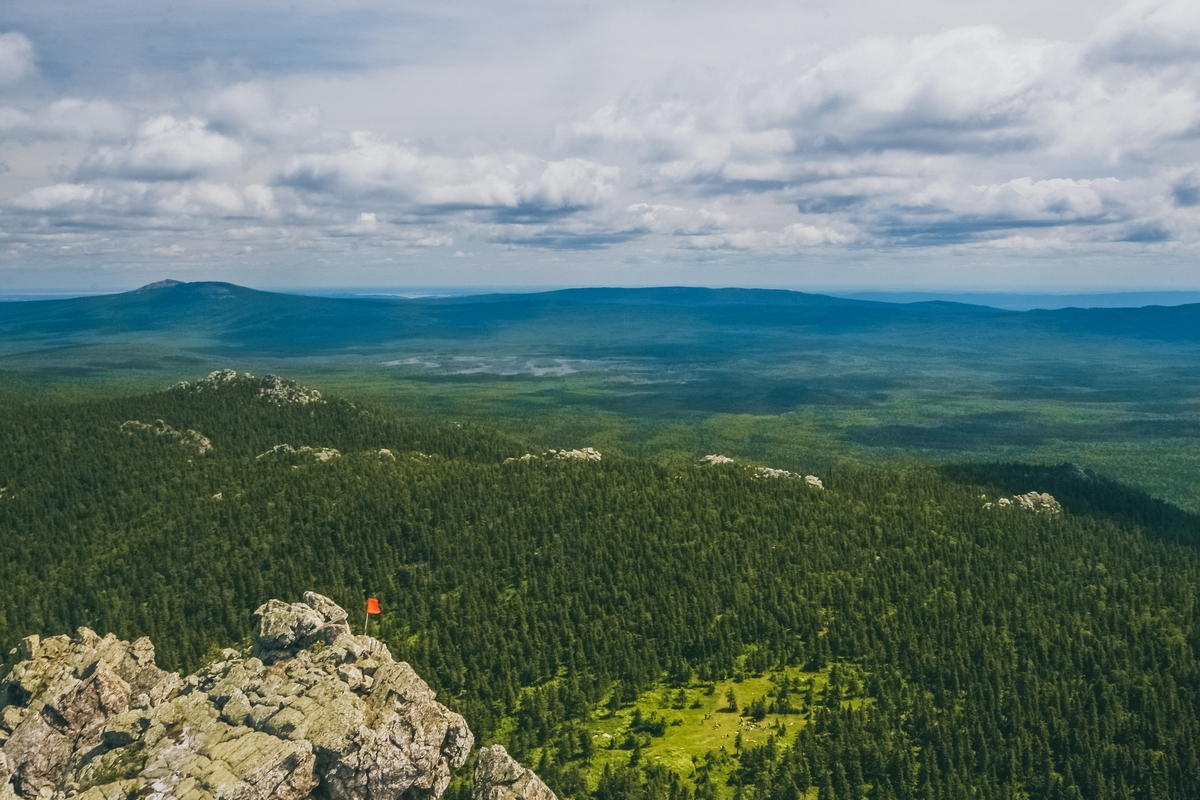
[1120, 224, 1172, 243]
[0, 1, 436, 87]
[1171, 182, 1200, 207]
[495, 231, 642, 250]
[795, 195, 867, 214]
[871, 213, 1116, 245]
[802, 127, 1044, 157]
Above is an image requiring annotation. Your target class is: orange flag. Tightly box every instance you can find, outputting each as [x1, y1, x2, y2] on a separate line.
[366, 598, 381, 615]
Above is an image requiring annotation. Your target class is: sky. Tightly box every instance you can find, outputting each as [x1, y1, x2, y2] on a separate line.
[1, 0, 1199, 291]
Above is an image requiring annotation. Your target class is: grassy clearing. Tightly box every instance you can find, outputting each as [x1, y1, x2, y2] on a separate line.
[566, 664, 870, 792]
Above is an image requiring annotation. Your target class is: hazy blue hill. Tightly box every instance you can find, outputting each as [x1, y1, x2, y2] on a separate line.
[2, 281, 1199, 513]
[3, 282, 1198, 402]
[2, 278, 1198, 414]
[0, 281, 404, 353]
[4, 281, 1197, 358]
[1025, 303, 1200, 340]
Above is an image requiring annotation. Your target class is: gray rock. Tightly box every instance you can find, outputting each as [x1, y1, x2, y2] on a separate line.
[0, 629, 171, 799]
[304, 591, 349, 625]
[252, 593, 355, 664]
[0, 592, 543, 800]
[473, 745, 557, 800]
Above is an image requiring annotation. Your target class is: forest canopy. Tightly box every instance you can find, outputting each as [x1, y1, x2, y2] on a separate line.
[1, 373, 1197, 799]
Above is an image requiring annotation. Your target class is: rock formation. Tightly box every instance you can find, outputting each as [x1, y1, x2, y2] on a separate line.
[0, 593, 554, 800]
[120, 419, 213, 455]
[256, 445, 341, 462]
[983, 491, 1061, 513]
[503, 449, 602, 464]
[550, 448, 601, 462]
[472, 746, 556, 800]
[176, 371, 325, 407]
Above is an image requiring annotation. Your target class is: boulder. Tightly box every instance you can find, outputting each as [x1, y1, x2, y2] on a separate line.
[473, 745, 557, 800]
[0, 592, 525, 800]
[251, 592, 354, 664]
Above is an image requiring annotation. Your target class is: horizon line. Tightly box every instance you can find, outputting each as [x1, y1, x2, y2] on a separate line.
[4, 282, 1200, 313]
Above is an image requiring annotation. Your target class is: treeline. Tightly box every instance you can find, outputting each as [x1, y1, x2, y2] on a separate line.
[1, 377, 1198, 798]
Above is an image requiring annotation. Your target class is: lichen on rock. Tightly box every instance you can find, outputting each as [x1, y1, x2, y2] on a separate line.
[0, 592, 547, 800]
[473, 745, 557, 800]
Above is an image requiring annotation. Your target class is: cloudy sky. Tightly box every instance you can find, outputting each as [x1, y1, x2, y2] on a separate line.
[1, 0, 1199, 290]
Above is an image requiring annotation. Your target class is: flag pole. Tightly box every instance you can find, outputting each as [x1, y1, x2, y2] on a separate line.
[364, 597, 380, 637]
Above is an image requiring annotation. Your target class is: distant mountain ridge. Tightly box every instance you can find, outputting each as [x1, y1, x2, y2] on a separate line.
[2, 280, 1198, 425]
[2, 280, 1198, 353]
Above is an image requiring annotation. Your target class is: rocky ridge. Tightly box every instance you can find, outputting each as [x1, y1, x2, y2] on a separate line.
[0, 593, 555, 800]
[120, 420, 213, 455]
[503, 448, 601, 464]
[174, 371, 325, 407]
[982, 491, 1062, 513]
[703, 456, 824, 488]
[256, 445, 342, 462]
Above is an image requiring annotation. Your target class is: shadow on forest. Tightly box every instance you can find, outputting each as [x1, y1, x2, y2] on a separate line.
[941, 462, 1200, 543]
[849, 413, 1200, 449]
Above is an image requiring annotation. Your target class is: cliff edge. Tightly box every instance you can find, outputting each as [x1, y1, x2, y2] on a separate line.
[0, 592, 554, 800]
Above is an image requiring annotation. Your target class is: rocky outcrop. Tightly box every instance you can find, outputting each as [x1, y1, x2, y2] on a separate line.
[473, 746, 556, 800]
[257, 375, 323, 406]
[551, 448, 601, 462]
[503, 449, 601, 464]
[256, 445, 341, 462]
[983, 491, 1061, 513]
[751, 467, 824, 488]
[0, 593, 549, 800]
[0, 628, 177, 799]
[176, 371, 324, 407]
[120, 419, 213, 455]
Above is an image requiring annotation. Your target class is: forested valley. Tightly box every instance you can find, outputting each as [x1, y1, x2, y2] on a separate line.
[1, 372, 1197, 799]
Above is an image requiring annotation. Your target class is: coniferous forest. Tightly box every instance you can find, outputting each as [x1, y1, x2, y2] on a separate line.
[1, 372, 1198, 799]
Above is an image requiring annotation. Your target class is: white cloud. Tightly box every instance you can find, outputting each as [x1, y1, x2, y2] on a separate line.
[9, 180, 270, 221]
[280, 132, 618, 212]
[11, 183, 98, 211]
[75, 116, 243, 181]
[0, 32, 35, 84]
[243, 184, 278, 217]
[911, 177, 1120, 221]
[1087, 0, 1200, 66]
[352, 211, 377, 232]
[206, 82, 320, 141]
[1, 1, 1198, 287]
[626, 203, 729, 235]
[554, 7, 1200, 254]
[764, 26, 1060, 152]
[0, 99, 131, 141]
[678, 222, 853, 252]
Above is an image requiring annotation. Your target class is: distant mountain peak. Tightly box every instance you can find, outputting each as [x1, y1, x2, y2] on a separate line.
[133, 279, 184, 292]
